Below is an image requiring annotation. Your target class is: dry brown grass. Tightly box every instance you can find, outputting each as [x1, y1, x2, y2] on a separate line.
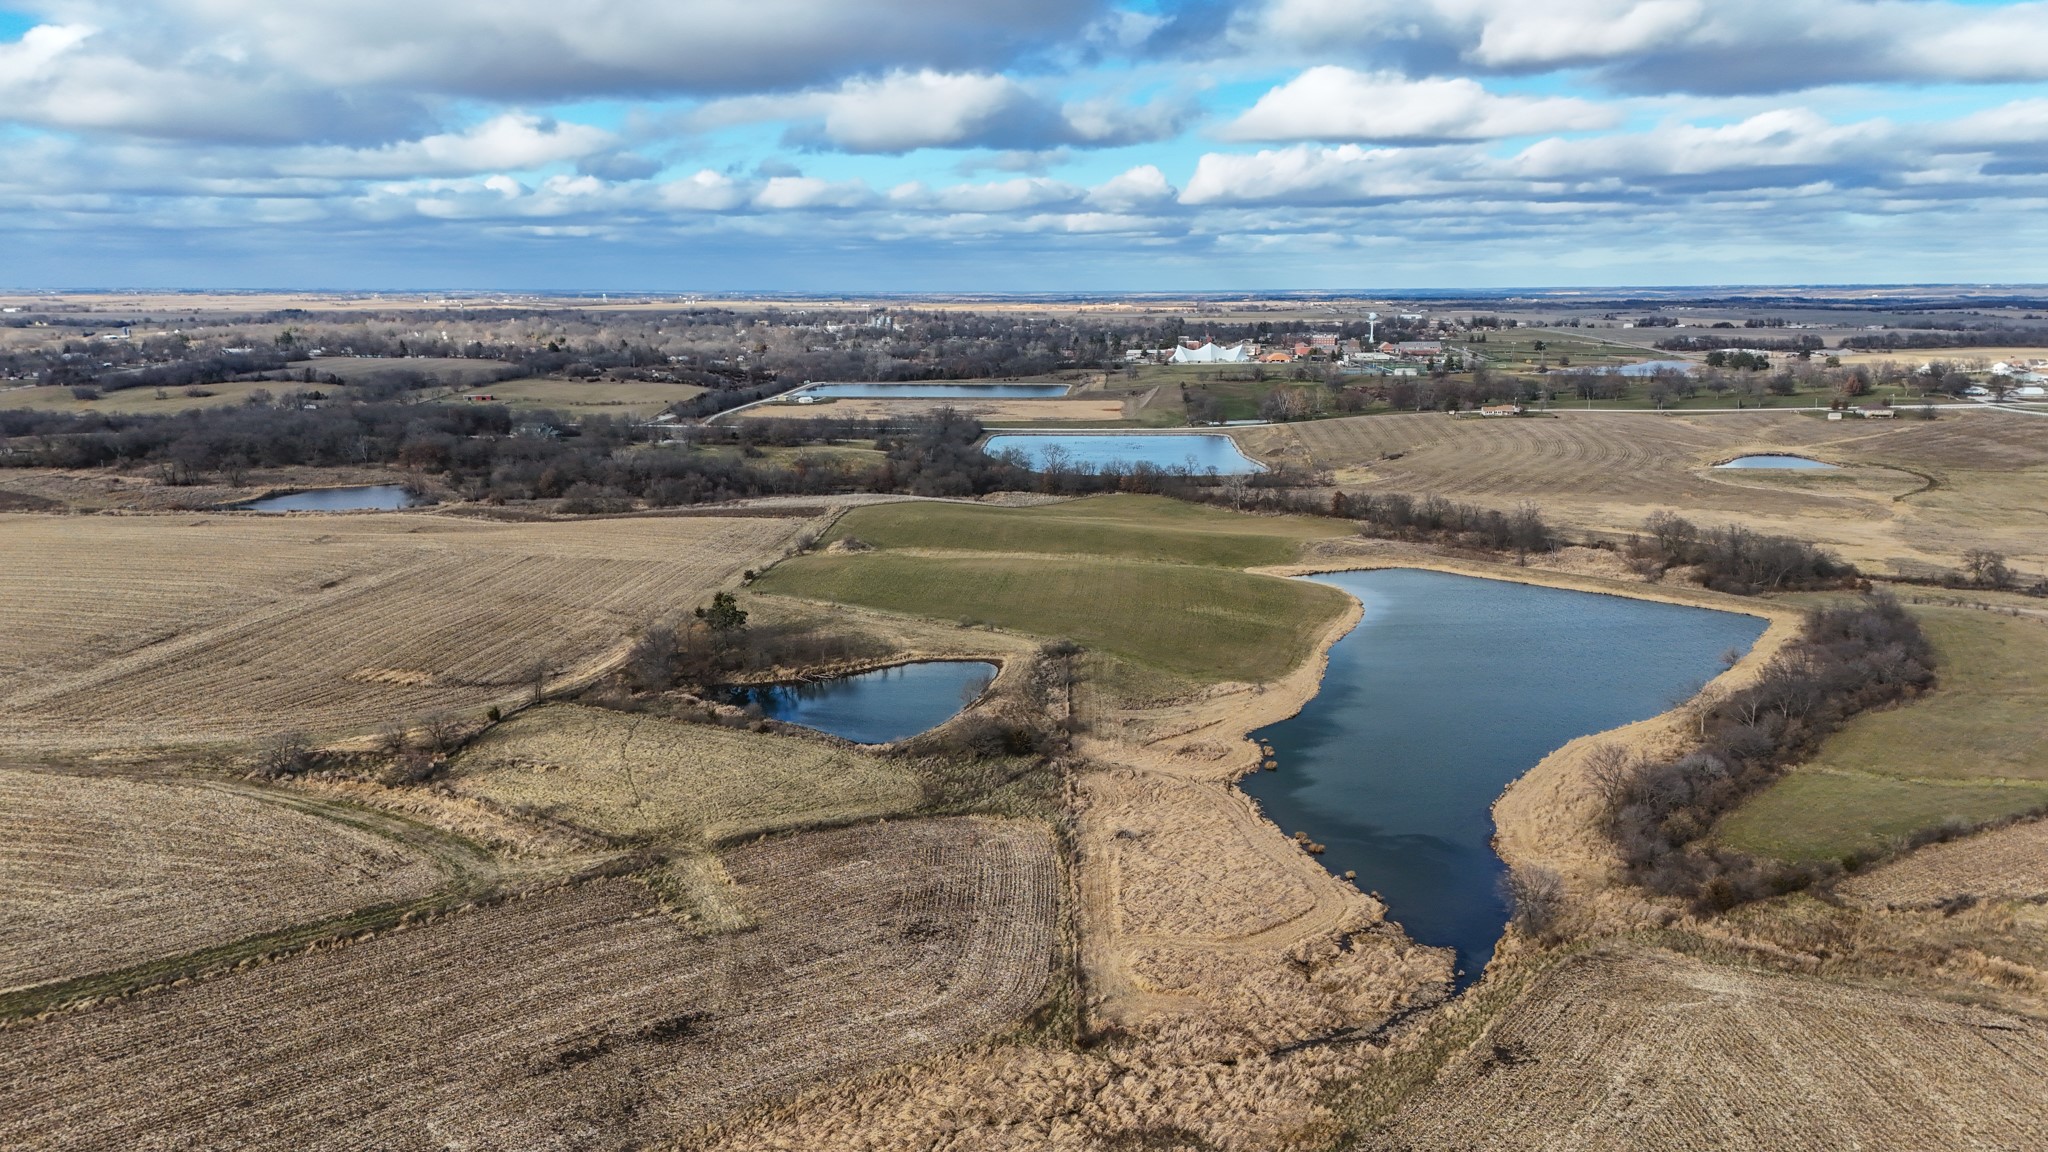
[0, 818, 1058, 1150]
[1272, 409, 2048, 573]
[1364, 943, 2048, 1151]
[449, 703, 923, 844]
[0, 511, 805, 752]
[1840, 819, 2048, 908]
[0, 769, 444, 992]
[1076, 769, 1451, 1046]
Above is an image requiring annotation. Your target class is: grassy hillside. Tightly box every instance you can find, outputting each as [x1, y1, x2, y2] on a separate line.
[755, 551, 1349, 686]
[1718, 607, 2048, 862]
[823, 493, 1349, 569]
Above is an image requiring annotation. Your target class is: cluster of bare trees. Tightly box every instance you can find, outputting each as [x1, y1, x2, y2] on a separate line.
[1334, 490, 1556, 560]
[1600, 593, 1935, 909]
[1629, 511, 1858, 593]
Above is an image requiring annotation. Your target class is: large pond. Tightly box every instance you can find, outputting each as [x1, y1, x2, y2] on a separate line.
[983, 433, 1265, 475]
[1240, 569, 1765, 987]
[1603, 359, 1697, 376]
[238, 485, 426, 512]
[723, 660, 997, 745]
[802, 382, 1071, 399]
[1715, 454, 1840, 471]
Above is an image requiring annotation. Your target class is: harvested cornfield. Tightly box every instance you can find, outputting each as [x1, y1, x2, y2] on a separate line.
[451, 703, 923, 843]
[1284, 410, 2048, 573]
[1841, 819, 2048, 908]
[0, 512, 803, 751]
[0, 818, 1059, 1150]
[1364, 945, 2048, 1151]
[0, 769, 444, 992]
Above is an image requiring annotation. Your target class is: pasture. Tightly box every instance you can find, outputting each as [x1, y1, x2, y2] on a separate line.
[1718, 608, 2048, 862]
[451, 704, 923, 844]
[0, 511, 806, 752]
[819, 493, 1351, 569]
[1363, 945, 2048, 1150]
[754, 551, 1351, 686]
[0, 770, 445, 992]
[0, 378, 319, 414]
[0, 819, 1059, 1150]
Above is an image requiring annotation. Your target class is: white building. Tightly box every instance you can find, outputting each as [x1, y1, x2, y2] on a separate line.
[1171, 342, 1252, 364]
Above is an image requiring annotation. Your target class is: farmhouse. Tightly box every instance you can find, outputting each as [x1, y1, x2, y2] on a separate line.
[1478, 403, 1522, 417]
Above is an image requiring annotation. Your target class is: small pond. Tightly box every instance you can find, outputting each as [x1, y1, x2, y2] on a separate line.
[1240, 569, 1764, 987]
[801, 382, 1071, 399]
[723, 660, 997, 745]
[238, 485, 426, 513]
[1715, 454, 1840, 471]
[1603, 359, 1697, 376]
[983, 433, 1264, 475]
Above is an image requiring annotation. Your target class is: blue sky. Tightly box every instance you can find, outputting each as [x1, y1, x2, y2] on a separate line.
[2, 0, 2047, 290]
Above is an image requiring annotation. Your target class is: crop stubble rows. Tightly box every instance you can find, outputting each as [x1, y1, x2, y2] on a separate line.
[0, 769, 443, 991]
[0, 818, 1058, 1151]
[0, 512, 801, 749]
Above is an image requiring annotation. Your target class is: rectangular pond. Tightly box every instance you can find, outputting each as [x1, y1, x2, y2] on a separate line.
[723, 660, 997, 745]
[237, 485, 426, 513]
[800, 383, 1071, 399]
[982, 433, 1264, 475]
[1239, 569, 1765, 987]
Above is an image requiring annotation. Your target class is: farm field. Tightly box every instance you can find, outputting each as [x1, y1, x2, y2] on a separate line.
[1362, 944, 2048, 1151]
[739, 394, 1130, 423]
[0, 378, 322, 414]
[1266, 409, 2048, 574]
[0, 769, 447, 992]
[754, 550, 1351, 686]
[819, 492, 1351, 568]
[452, 375, 705, 417]
[1718, 608, 2048, 862]
[451, 703, 923, 844]
[1840, 817, 2048, 907]
[0, 511, 805, 753]
[305, 356, 515, 385]
[0, 818, 1060, 1151]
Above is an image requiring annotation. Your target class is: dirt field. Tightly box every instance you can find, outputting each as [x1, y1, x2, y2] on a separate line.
[1263, 409, 2048, 573]
[0, 818, 1058, 1151]
[451, 703, 923, 843]
[0, 511, 806, 752]
[0, 770, 447, 992]
[1364, 944, 2048, 1151]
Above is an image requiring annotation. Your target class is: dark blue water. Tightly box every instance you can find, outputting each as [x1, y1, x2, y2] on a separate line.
[1241, 570, 1764, 986]
[724, 660, 997, 744]
[982, 433, 1264, 475]
[1716, 454, 1839, 470]
[803, 383, 1070, 399]
[239, 485, 424, 512]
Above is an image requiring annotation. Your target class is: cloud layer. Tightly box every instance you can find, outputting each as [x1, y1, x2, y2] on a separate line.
[2, 0, 2046, 287]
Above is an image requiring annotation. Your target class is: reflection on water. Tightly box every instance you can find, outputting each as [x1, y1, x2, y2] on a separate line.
[1241, 569, 1764, 987]
[1716, 454, 1839, 470]
[723, 660, 998, 745]
[982, 433, 1264, 475]
[239, 485, 424, 512]
[802, 383, 1070, 399]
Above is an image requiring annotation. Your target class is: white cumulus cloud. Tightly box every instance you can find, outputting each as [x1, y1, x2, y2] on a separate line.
[1222, 68, 1622, 143]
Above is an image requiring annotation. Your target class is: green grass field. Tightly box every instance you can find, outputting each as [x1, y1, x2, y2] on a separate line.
[1718, 608, 2048, 862]
[822, 493, 1350, 569]
[754, 551, 1349, 685]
